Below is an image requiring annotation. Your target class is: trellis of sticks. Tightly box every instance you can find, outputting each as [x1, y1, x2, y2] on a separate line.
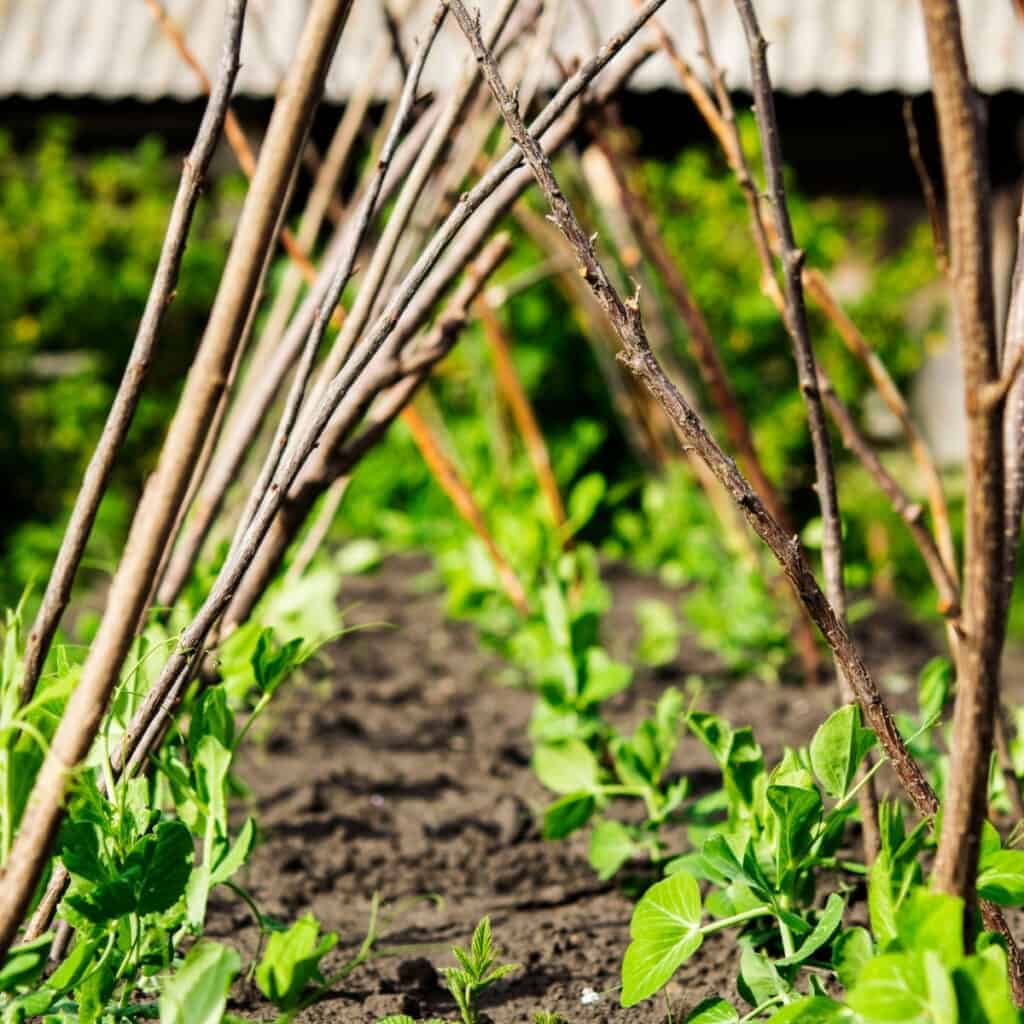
[2, 0, 1023, 1004]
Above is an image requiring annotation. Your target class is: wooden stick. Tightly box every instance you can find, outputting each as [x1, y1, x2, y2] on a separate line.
[918, 0, 1007, 927]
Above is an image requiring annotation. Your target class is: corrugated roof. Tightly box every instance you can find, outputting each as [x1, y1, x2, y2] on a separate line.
[1, 0, 1023, 101]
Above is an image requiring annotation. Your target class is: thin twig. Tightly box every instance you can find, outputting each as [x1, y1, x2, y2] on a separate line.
[903, 98, 950, 276]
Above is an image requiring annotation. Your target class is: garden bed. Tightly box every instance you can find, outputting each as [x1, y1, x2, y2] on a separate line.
[202, 555, 994, 1023]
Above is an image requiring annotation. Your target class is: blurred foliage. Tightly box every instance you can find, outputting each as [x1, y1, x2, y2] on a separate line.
[0, 120, 240, 601]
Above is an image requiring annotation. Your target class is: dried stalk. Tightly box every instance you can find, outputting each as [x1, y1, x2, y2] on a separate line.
[919, 0, 1006, 914]
[404, 403, 530, 612]
[19, 0, 248, 703]
[0, 0, 357, 959]
[477, 298, 568, 531]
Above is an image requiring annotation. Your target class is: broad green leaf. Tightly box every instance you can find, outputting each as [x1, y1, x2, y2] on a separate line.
[621, 872, 703, 1007]
[810, 705, 876, 800]
[767, 784, 822, 876]
[58, 820, 106, 884]
[766, 997, 859, 1023]
[65, 876, 135, 925]
[194, 734, 232, 834]
[738, 945, 789, 1008]
[687, 711, 733, 764]
[566, 473, 606, 534]
[47, 935, 102, 994]
[589, 819, 637, 880]
[135, 820, 194, 916]
[256, 913, 337, 1010]
[684, 997, 739, 1023]
[895, 890, 963, 967]
[542, 793, 596, 839]
[540, 577, 571, 653]
[160, 941, 241, 1024]
[848, 950, 955, 1024]
[189, 688, 234, 758]
[580, 648, 632, 706]
[833, 927, 874, 989]
[777, 892, 846, 966]
[977, 849, 1024, 906]
[532, 740, 601, 795]
[952, 945, 1018, 1024]
[77, 958, 115, 1024]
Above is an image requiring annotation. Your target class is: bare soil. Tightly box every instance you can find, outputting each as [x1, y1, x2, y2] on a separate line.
[207, 556, 973, 1022]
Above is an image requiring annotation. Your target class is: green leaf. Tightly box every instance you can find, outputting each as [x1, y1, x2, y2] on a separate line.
[542, 792, 596, 839]
[160, 940, 241, 1024]
[58, 820, 106, 884]
[777, 893, 846, 966]
[848, 950, 955, 1024]
[566, 473, 606, 534]
[588, 819, 638, 880]
[621, 872, 703, 1007]
[738, 944, 789, 1008]
[767, 784, 822, 875]
[532, 740, 601, 795]
[868, 852, 898, 946]
[0, 933, 52, 992]
[65, 876, 136, 925]
[47, 935, 102, 994]
[810, 705, 876, 800]
[952, 945, 1018, 1024]
[540, 577, 571, 653]
[917, 658, 953, 724]
[189, 688, 234, 758]
[895, 890, 963, 967]
[255, 913, 337, 1011]
[833, 927, 873, 990]
[635, 599, 681, 667]
[194, 734, 232, 833]
[766, 997, 859, 1023]
[210, 817, 257, 887]
[580, 647, 632, 706]
[684, 997, 739, 1023]
[977, 849, 1024, 906]
[135, 819, 194, 916]
[77, 957, 115, 1024]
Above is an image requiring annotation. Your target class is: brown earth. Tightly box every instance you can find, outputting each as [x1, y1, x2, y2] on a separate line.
[206, 555, 1000, 1023]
